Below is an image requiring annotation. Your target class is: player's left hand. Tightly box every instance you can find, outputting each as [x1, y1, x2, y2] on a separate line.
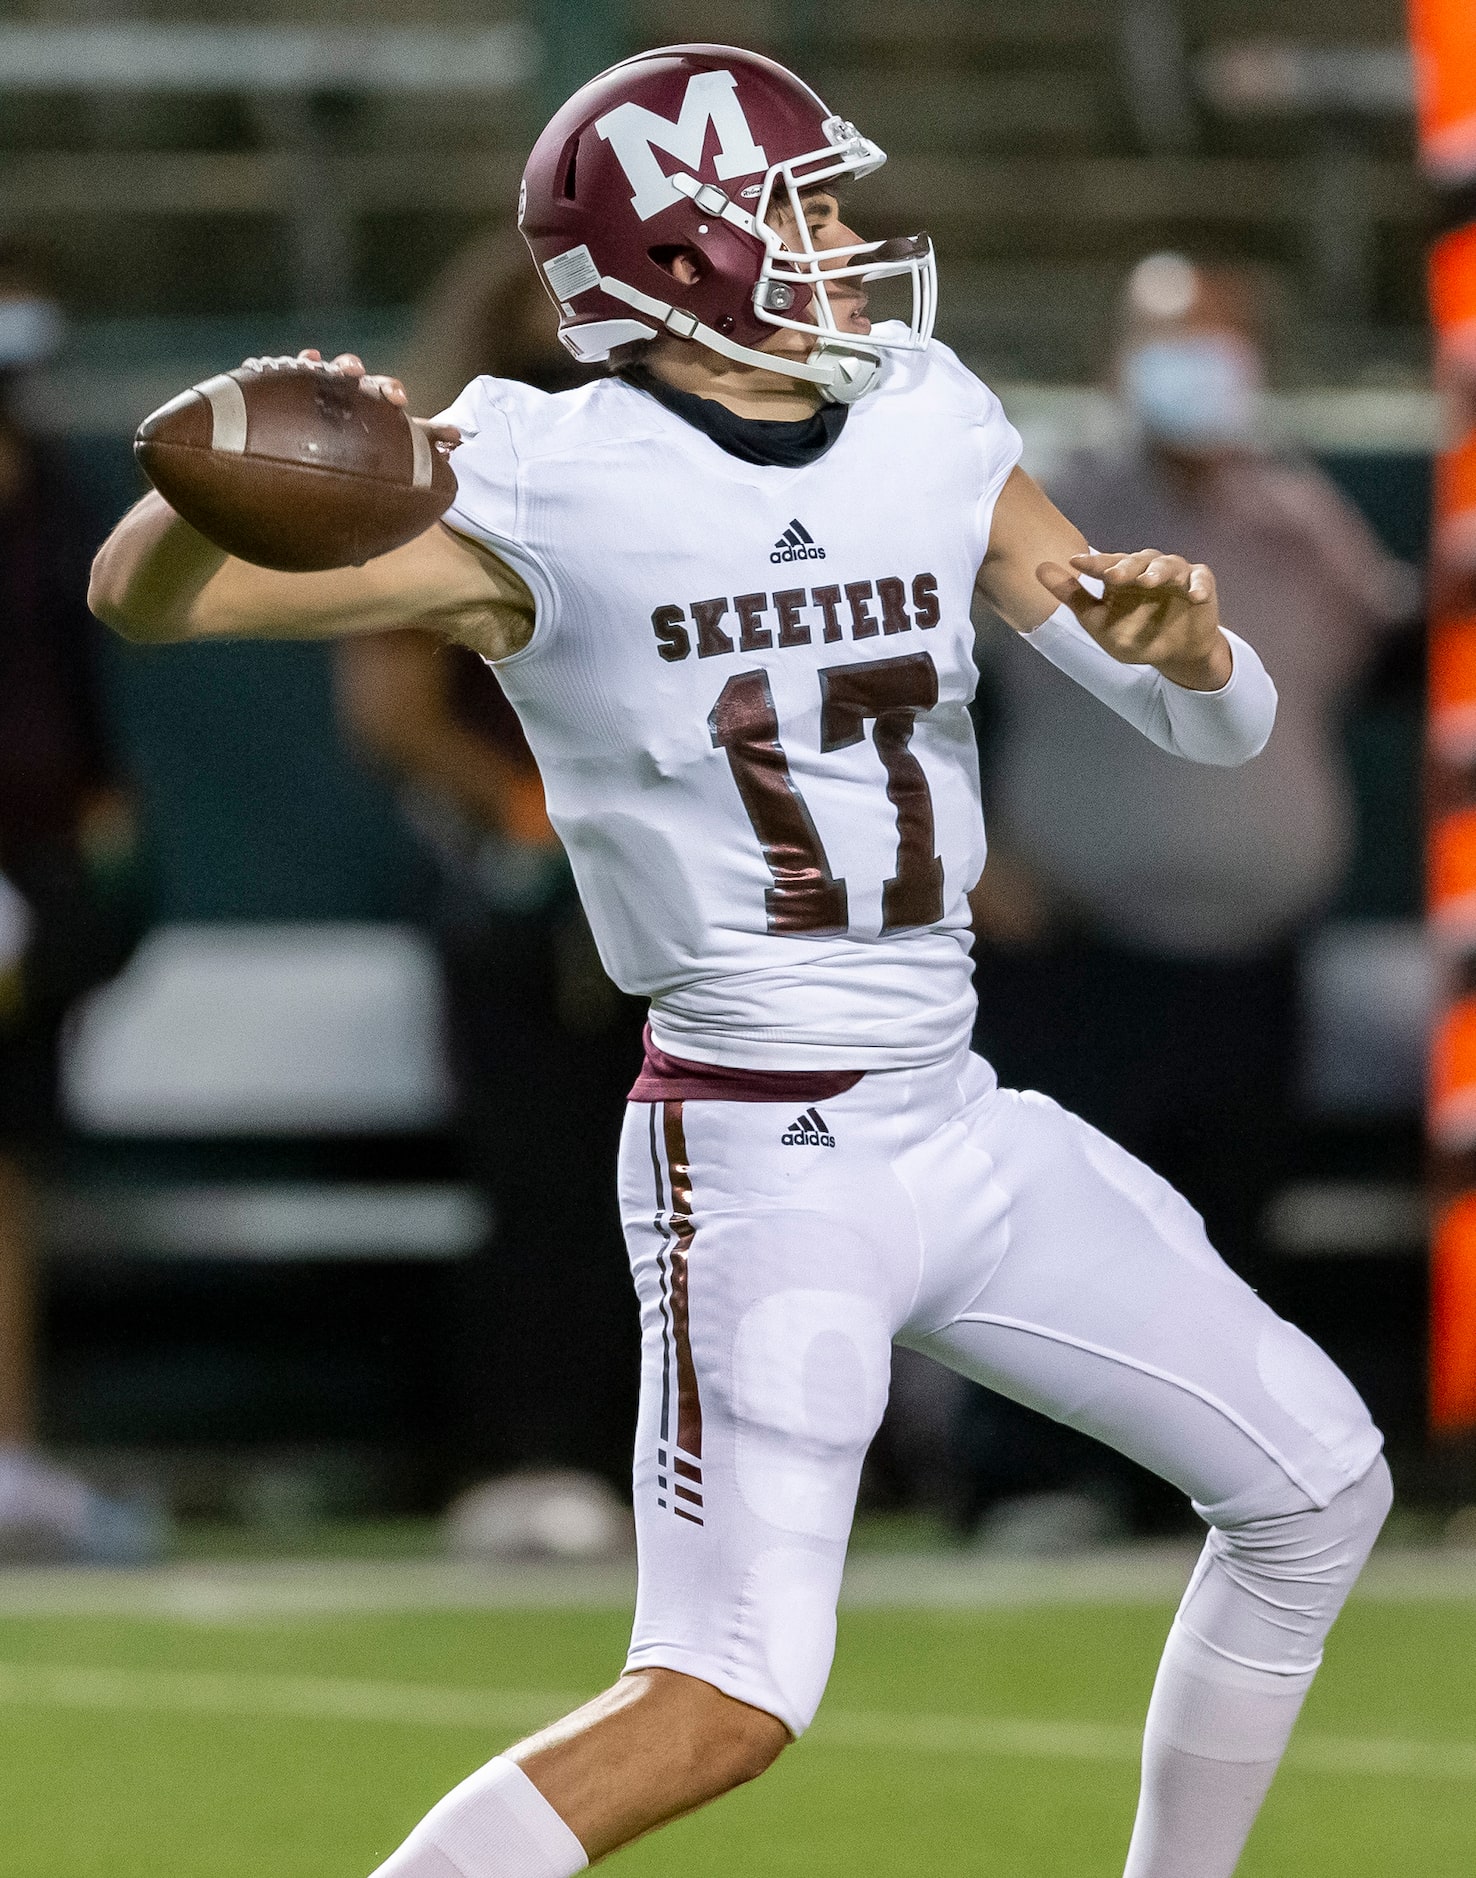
[1036, 550, 1232, 692]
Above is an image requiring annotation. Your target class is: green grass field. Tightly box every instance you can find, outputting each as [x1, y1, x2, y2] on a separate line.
[1, 1551, 1473, 1877]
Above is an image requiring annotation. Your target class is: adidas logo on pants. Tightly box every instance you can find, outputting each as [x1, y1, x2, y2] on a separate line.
[781, 1108, 835, 1147]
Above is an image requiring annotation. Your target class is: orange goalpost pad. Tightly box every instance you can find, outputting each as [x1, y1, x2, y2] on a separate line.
[1409, 0, 1476, 183]
[1432, 1192, 1476, 1431]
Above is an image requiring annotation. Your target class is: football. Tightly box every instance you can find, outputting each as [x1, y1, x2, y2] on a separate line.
[134, 358, 457, 572]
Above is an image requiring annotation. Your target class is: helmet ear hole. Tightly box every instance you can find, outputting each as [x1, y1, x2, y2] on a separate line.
[649, 244, 706, 285]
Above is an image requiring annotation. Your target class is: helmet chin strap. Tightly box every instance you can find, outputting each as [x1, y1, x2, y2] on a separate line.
[597, 274, 881, 404]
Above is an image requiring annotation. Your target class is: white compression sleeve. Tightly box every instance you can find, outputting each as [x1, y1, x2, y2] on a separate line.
[370, 1756, 589, 1878]
[1021, 603, 1277, 766]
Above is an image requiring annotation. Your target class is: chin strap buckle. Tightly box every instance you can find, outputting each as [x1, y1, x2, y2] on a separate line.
[811, 346, 882, 404]
[671, 171, 762, 237]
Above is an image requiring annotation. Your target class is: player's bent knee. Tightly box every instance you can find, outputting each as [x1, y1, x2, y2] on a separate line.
[1189, 1453, 1392, 1673]
[670, 1676, 789, 1786]
[1329, 1451, 1394, 1553]
[709, 1702, 791, 1787]
[687, 1695, 790, 1790]
[623, 1668, 790, 1793]
[1216, 1447, 1392, 1557]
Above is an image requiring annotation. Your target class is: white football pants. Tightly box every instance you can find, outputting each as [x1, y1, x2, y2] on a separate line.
[619, 1048, 1383, 1736]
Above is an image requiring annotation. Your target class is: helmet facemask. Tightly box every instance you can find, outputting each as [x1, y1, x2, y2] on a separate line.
[746, 119, 937, 394]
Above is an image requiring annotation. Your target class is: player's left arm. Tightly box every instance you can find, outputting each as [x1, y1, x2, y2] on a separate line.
[974, 465, 1277, 766]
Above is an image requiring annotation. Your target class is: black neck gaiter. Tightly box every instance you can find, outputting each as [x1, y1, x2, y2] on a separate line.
[621, 364, 848, 467]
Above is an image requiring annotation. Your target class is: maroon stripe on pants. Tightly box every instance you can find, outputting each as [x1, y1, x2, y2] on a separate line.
[646, 1105, 673, 1447]
[663, 1102, 704, 1472]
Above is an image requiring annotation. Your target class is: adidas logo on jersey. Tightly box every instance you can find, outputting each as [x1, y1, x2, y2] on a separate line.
[781, 1107, 836, 1148]
[771, 519, 827, 564]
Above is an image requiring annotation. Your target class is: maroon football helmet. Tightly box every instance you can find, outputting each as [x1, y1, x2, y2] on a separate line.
[518, 43, 935, 403]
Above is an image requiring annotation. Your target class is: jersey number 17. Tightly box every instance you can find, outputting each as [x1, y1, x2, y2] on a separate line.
[709, 650, 944, 937]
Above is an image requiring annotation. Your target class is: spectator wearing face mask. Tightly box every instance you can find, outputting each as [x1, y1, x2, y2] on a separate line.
[0, 247, 156, 1560]
[958, 254, 1416, 1541]
[336, 235, 645, 1552]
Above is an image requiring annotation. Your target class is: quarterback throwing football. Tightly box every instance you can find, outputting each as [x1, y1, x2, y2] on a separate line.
[92, 44, 1390, 1878]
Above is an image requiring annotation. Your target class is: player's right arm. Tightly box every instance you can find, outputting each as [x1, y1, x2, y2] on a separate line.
[88, 494, 533, 662]
[90, 347, 533, 659]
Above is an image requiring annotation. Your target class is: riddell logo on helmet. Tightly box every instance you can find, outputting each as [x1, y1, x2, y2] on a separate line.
[771, 520, 826, 563]
[595, 70, 768, 222]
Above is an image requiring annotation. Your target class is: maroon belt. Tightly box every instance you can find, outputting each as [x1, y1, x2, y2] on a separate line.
[628, 1024, 864, 1104]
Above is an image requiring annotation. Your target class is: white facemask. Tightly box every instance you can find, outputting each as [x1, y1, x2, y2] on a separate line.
[1121, 333, 1262, 448]
[0, 297, 64, 370]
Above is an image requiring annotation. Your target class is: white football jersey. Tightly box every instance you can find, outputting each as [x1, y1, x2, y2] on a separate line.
[438, 330, 1021, 1070]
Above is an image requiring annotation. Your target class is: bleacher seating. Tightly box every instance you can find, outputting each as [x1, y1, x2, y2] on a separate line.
[0, 0, 1425, 386]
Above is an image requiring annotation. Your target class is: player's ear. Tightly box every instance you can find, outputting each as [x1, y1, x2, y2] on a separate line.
[649, 245, 705, 288]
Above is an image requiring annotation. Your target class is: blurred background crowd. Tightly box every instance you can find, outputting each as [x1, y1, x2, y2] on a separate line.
[0, 0, 1454, 1563]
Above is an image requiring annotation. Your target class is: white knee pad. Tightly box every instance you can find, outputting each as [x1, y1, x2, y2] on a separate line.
[1182, 1454, 1393, 1676]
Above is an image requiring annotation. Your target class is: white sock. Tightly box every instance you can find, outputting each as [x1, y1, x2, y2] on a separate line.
[1121, 1621, 1313, 1878]
[369, 1756, 589, 1878]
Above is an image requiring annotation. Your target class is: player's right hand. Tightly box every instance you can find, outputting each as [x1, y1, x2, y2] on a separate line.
[235, 349, 461, 452]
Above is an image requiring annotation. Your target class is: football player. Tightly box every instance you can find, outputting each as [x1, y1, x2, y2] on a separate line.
[91, 44, 1391, 1878]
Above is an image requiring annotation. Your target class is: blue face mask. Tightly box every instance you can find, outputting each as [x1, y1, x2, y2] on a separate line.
[1121, 333, 1261, 448]
[0, 297, 64, 370]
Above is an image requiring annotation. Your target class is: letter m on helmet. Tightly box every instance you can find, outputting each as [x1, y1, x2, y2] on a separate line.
[595, 70, 768, 222]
